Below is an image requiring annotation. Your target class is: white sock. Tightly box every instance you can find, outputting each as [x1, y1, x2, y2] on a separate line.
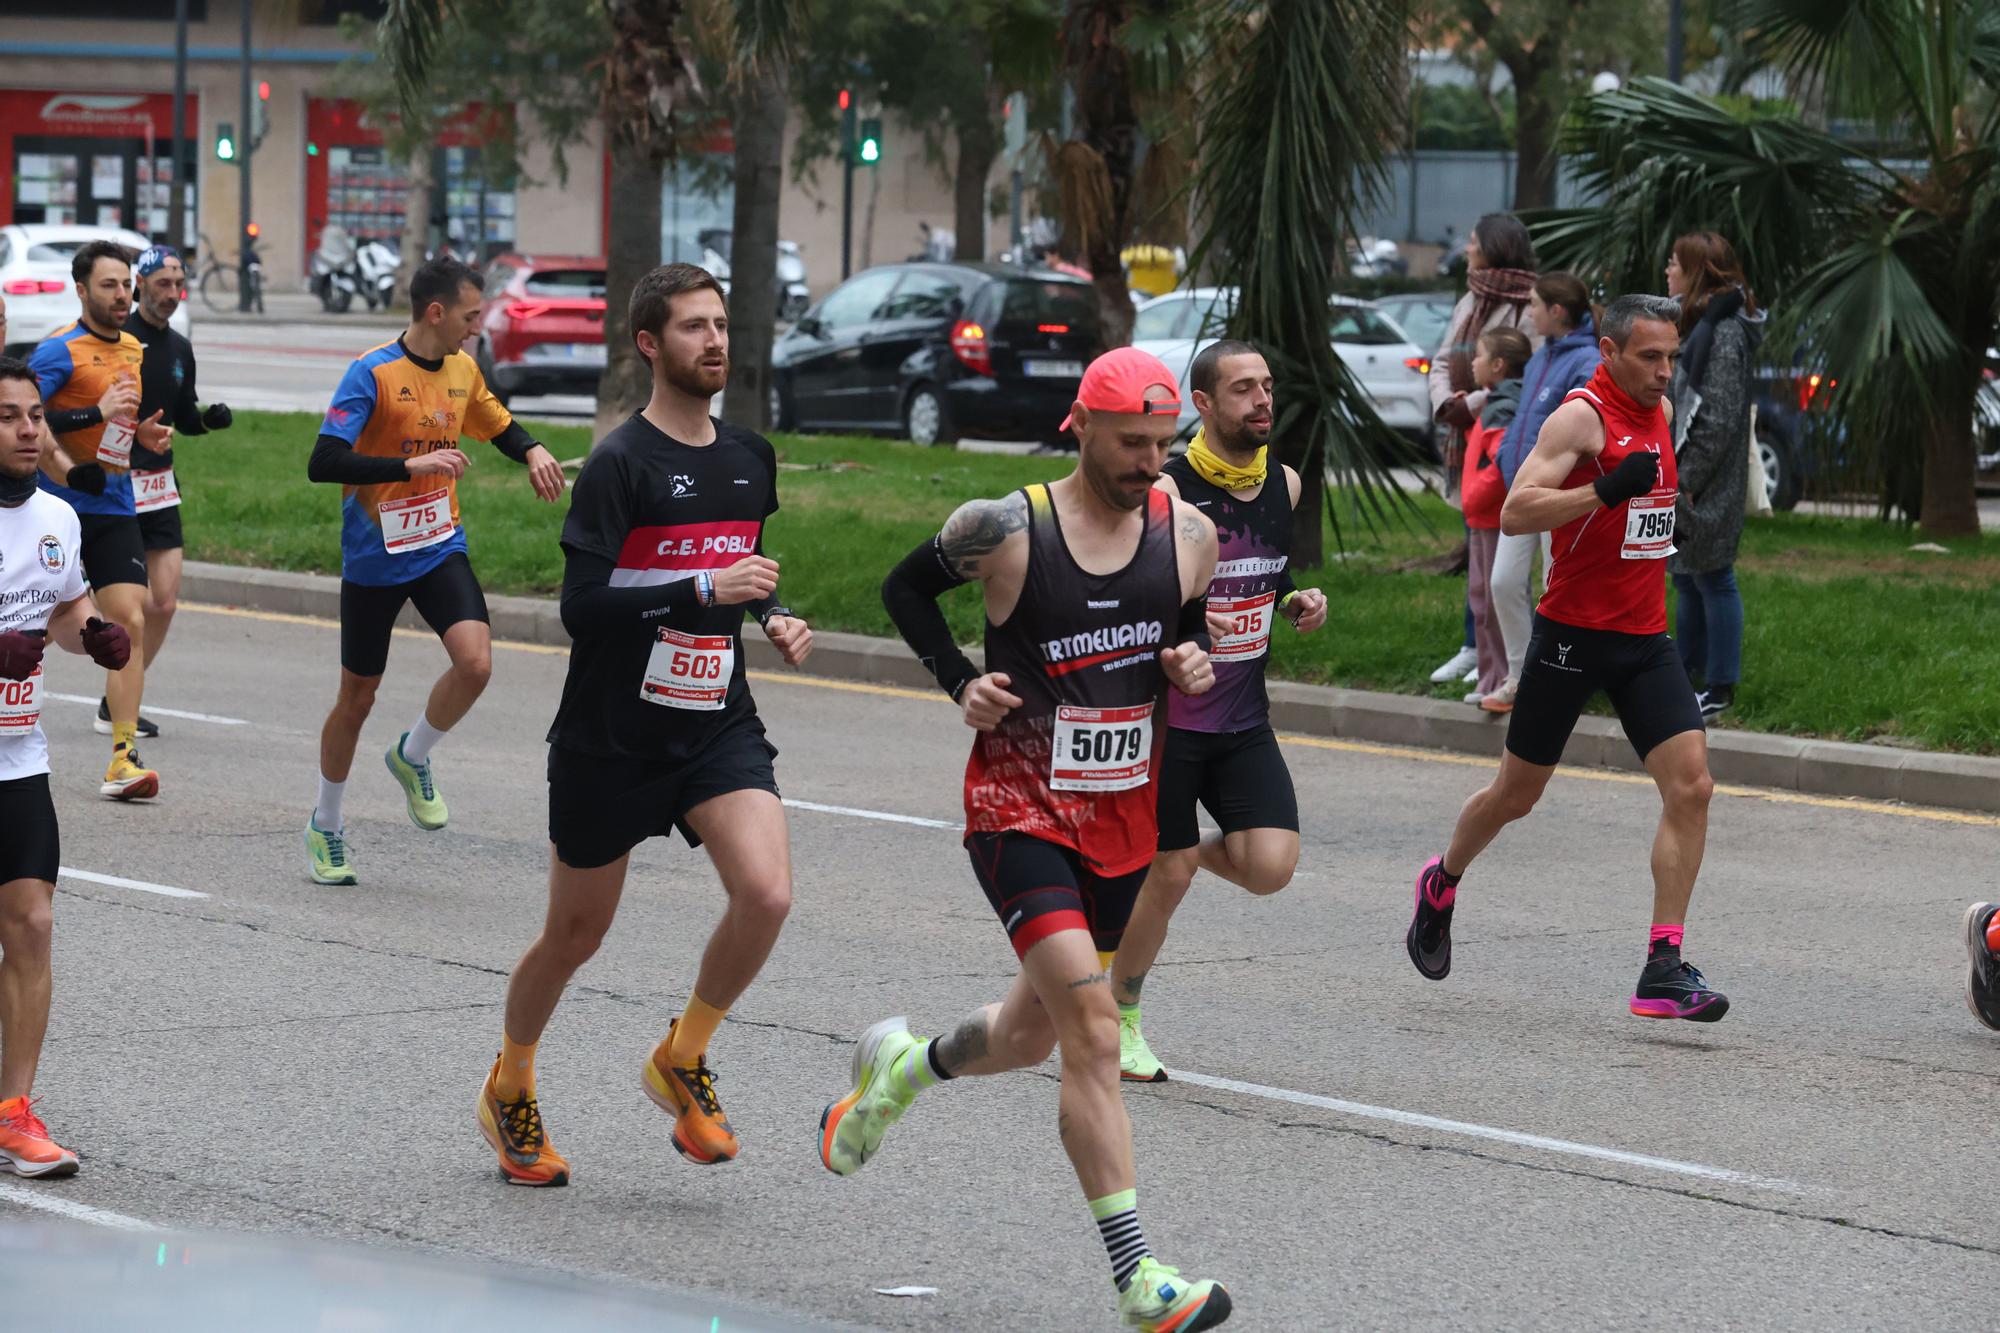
[402, 712, 448, 766]
[314, 776, 345, 831]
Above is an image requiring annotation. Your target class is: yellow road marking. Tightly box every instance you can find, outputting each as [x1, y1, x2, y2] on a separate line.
[182, 600, 1998, 828]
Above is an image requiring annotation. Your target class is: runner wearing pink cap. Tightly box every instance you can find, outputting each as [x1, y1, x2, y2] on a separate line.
[817, 346, 1236, 1331]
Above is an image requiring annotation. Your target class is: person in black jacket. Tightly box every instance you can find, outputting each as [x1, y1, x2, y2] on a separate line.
[116, 245, 233, 737]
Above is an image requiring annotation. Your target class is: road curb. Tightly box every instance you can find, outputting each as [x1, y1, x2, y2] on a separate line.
[181, 560, 2000, 818]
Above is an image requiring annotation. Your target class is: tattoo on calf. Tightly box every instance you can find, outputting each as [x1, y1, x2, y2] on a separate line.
[939, 493, 1028, 579]
[1120, 971, 1147, 1001]
[939, 1013, 990, 1072]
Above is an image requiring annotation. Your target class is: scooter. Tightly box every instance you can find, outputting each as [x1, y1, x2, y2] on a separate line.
[355, 239, 399, 311]
[777, 240, 810, 322]
[311, 224, 360, 314]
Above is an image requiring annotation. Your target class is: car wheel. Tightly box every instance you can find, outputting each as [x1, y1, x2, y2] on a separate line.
[476, 343, 512, 407]
[1757, 425, 1802, 511]
[770, 380, 796, 432]
[904, 384, 956, 447]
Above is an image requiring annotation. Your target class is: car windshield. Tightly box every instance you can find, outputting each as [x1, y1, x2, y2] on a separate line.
[1330, 306, 1407, 347]
[1383, 299, 1453, 352]
[27, 242, 87, 262]
[997, 279, 1099, 333]
[524, 269, 606, 298]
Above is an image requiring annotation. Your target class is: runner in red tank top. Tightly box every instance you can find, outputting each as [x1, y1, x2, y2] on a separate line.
[1404, 295, 1727, 1024]
[819, 348, 1236, 1333]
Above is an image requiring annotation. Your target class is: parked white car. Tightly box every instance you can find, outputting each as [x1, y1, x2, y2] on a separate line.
[1, 224, 190, 356]
[1130, 286, 1433, 446]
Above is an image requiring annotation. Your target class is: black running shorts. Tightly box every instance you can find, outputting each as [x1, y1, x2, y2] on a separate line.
[966, 830, 1147, 962]
[1505, 613, 1705, 767]
[0, 774, 60, 885]
[338, 551, 490, 677]
[1154, 723, 1299, 852]
[137, 505, 183, 552]
[547, 719, 781, 869]
[77, 513, 149, 590]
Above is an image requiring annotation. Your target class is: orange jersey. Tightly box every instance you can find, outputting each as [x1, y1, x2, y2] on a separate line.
[319, 338, 512, 584]
[30, 322, 145, 516]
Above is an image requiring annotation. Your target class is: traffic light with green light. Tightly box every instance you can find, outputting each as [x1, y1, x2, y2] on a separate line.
[859, 117, 882, 166]
[215, 123, 236, 161]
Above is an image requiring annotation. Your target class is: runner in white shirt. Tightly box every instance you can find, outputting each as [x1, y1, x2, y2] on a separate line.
[0, 357, 134, 1179]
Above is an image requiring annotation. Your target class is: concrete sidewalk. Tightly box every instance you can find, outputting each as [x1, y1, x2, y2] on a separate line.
[180, 560, 2000, 817]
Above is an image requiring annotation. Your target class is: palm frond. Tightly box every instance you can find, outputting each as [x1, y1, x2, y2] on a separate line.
[379, 0, 450, 125]
[1185, 0, 1414, 556]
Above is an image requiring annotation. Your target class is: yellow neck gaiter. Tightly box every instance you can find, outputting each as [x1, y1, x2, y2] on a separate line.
[1185, 426, 1268, 491]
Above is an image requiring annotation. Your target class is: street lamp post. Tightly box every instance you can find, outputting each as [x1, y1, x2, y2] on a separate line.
[1667, 0, 1685, 83]
[237, 0, 253, 311]
[168, 0, 188, 250]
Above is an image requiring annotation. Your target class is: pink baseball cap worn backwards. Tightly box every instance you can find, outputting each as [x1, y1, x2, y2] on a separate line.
[1059, 346, 1183, 431]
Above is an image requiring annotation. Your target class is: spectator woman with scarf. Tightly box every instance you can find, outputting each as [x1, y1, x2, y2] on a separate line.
[1666, 231, 1764, 720]
[1425, 213, 1541, 688]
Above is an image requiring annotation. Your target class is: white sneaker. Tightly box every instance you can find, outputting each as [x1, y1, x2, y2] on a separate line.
[1462, 667, 1479, 683]
[1463, 690, 1485, 705]
[1429, 646, 1478, 683]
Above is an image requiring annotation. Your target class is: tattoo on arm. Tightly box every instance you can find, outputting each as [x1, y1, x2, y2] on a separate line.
[937, 1013, 990, 1073]
[939, 493, 1028, 580]
[1066, 970, 1110, 990]
[1177, 510, 1206, 547]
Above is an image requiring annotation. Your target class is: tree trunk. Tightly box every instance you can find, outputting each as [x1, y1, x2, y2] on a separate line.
[721, 60, 788, 434]
[594, 128, 665, 443]
[1918, 387, 1983, 537]
[1064, 0, 1138, 347]
[395, 142, 434, 304]
[1509, 59, 1561, 210]
[954, 110, 999, 265]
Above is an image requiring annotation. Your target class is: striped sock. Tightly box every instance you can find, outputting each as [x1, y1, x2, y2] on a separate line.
[889, 1037, 950, 1100]
[1090, 1188, 1151, 1290]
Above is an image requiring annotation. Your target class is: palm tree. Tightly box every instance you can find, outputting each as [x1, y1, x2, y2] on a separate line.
[1530, 1, 2000, 537]
[1179, 0, 1417, 566]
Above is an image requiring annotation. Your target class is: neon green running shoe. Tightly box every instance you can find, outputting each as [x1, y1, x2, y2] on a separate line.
[1120, 1007, 1168, 1083]
[818, 1016, 922, 1176]
[1118, 1258, 1232, 1331]
[384, 733, 448, 831]
[305, 817, 357, 886]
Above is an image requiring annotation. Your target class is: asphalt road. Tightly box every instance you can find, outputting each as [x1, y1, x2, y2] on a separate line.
[2, 598, 1998, 1329]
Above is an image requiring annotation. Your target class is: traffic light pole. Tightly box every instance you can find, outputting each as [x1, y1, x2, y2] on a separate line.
[840, 102, 856, 280]
[238, 1, 253, 311]
[168, 0, 188, 250]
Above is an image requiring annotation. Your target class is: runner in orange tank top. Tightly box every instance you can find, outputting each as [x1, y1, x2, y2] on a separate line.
[1405, 294, 1728, 1024]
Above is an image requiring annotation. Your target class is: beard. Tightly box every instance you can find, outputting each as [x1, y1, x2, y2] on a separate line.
[662, 352, 730, 399]
[1080, 451, 1153, 511]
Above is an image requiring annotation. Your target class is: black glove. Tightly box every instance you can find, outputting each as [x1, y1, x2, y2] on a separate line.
[1593, 450, 1661, 507]
[81, 617, 131, 671]
[0, 630, 45, 681]
[201, 402, 234, 431]
[66, 462, 107, 495]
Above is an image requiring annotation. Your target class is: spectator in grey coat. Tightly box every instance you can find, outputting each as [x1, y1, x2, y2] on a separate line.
[1665, 230, 1765, 719]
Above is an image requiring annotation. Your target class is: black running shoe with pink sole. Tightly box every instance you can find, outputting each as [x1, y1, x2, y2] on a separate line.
[1406, 856, 1455, 980]
[1629, 957, 1729, 1022]
[1963, 902, 2000, 1031]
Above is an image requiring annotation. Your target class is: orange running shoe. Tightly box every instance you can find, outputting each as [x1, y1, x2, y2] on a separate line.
[0, 1096, 80, 1178]
[476, 1059, 569, 1187]
[642, 1019, 739, 1164]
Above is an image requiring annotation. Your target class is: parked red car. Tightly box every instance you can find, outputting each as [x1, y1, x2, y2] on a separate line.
[473, 254, 607, 404]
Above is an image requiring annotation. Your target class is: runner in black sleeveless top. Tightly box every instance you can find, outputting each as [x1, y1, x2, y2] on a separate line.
[818, 348, 1236, 1332]
[1110, 342, 1329, 1083]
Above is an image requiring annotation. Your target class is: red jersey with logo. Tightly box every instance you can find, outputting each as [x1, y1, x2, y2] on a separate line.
[547, 413, 779, 763]
[1538, 364, 1677, 636]
[966, 484, 1183, 876]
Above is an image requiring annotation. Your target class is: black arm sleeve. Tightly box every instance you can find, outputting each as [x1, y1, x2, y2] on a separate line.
[1176, 596, 1213, 653]
[490, 419, 537, 464]
[558, 546, 701, 637]
[882, 535, 980, 700]
[308, 433, 411, 485]
[747, 532, 788, 626]
[48, 406, 102, 436]
[173, 342, 206, 437]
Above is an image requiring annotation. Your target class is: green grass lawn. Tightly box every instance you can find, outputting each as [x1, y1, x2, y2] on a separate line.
[179, 409, 2000, 754]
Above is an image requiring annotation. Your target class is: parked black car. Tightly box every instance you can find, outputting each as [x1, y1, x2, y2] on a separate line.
[771, 262, 1103, 447]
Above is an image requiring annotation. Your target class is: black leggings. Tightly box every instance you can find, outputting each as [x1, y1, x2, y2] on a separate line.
[338, 551, 490, 677]
[1505, 614, 1705, 766]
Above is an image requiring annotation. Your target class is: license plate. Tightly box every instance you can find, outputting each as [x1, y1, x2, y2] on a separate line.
[1022, 359, 1083, 379]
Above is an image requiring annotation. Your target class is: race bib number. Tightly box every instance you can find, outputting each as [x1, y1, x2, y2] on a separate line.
[0, 665, 42, 735]
[97, 417, 135, 470]
[1050, 702, 1154, 793]
[1209, 590, 1276, 663]
[1622, 494, 1676, 560]
[379, 488, 457, 555]
[641, 628, 734, 711]
[133, 467, 181, 512]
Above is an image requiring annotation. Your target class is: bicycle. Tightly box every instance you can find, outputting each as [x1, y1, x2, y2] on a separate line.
[196, 231, 265, 315]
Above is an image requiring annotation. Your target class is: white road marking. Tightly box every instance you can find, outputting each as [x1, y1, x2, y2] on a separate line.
[58, 868, 209, 900]
[0, 1179, 153, 1230]
[46, 693, 250, 726]
[1170, 1070, 1803, 1193]
[782, 799, 959, 831]
[782, 795, 1804, 1194]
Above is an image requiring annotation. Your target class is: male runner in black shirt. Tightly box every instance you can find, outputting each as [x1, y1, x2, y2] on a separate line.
[108, 245, 232, 737]
[477, 263, 812, 1186]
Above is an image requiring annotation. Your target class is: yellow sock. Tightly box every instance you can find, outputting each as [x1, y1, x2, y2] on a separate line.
[1098, 951, 1116, 975]
[112, 721, 136, 750]
[662, 992, 728, 1068]
[494, 1033, 536, 1099]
